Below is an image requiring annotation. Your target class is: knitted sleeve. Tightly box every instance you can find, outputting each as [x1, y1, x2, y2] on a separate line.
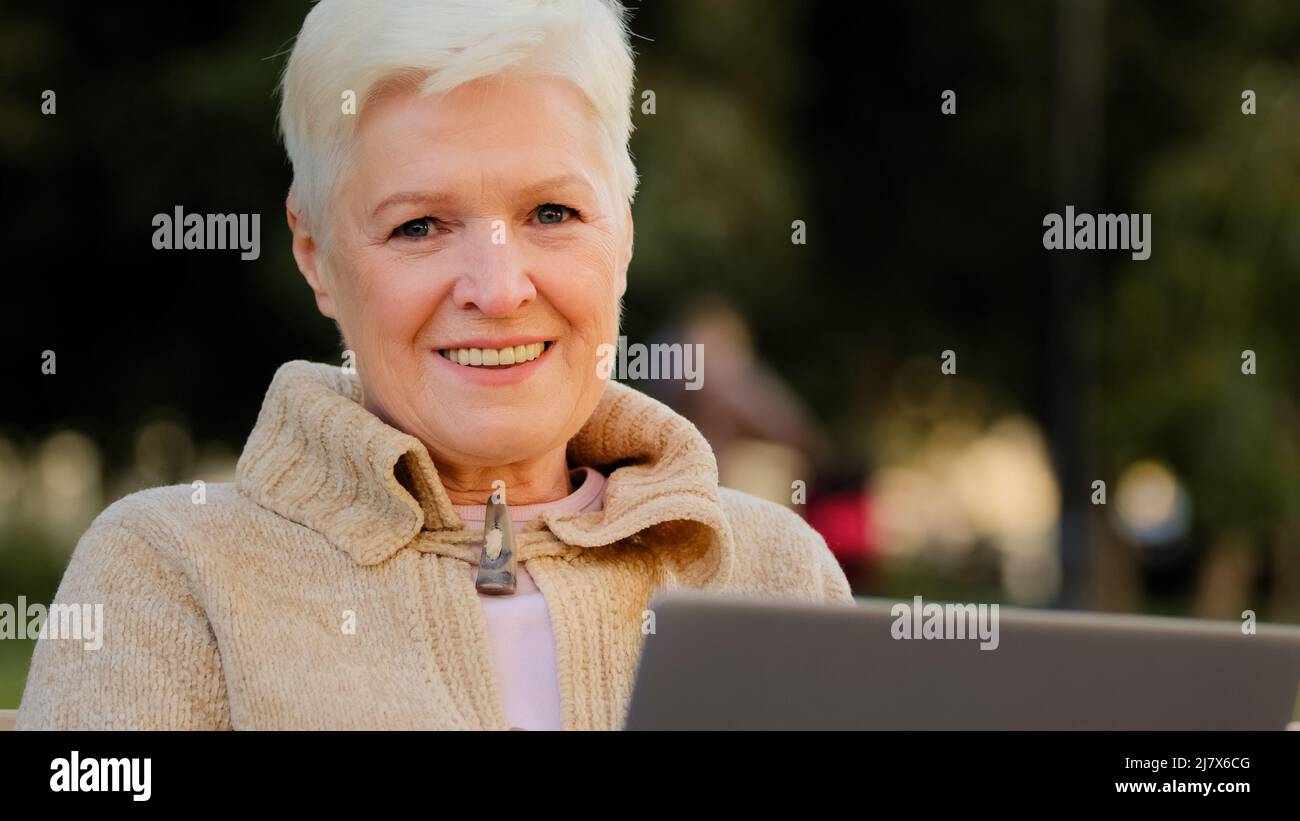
[15, 515, 231, 730]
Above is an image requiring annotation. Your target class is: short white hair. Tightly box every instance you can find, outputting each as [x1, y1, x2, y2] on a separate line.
[278, 0, 638, 241]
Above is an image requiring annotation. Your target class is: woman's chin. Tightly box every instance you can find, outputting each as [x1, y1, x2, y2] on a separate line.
[436, 420, 566, 468]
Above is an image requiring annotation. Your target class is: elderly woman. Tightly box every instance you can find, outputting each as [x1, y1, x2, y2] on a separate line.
[17, 0, 853, 731]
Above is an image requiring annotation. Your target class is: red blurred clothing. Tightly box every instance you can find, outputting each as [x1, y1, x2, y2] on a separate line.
[805, 490, 874, 566]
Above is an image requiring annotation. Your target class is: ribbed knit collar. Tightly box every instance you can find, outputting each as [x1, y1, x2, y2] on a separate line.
[234, 360, 735, 585]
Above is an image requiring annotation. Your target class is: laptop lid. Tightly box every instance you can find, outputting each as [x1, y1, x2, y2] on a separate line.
[624, 590, 1300, 730]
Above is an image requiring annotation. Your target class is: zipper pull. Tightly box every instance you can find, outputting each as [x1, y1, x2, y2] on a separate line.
[475, 493, 517, 595]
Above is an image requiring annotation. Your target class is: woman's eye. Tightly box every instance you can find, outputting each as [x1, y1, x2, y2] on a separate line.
[394, 217, 436, 238]
[536, 204, 575, 225]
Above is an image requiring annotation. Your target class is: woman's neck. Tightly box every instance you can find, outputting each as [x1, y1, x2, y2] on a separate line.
[435, 449, 573, 507]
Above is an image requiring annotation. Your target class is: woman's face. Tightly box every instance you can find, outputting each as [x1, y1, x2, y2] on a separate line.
[299, 75, 632, 471]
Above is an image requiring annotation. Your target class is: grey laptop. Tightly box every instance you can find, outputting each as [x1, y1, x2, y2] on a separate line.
[623, 589, 1300, 730]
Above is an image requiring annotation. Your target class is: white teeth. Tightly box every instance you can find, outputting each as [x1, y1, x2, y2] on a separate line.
[441, 342, 549, 367]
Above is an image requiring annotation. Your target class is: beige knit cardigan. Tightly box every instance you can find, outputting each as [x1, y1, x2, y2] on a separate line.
[17, 360, 855, 730]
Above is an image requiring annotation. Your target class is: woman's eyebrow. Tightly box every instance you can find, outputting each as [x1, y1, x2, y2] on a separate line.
[514, 173, 595, 201]
[370, 174, 594, 219]
[370, 191, 459, 219]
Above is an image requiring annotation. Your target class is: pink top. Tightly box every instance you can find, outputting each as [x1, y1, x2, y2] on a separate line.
[453, 466, 606, 731]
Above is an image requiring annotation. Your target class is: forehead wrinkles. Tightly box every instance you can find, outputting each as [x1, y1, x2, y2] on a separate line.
[363, 76, 594, 151]
[335, 80, 622, 240]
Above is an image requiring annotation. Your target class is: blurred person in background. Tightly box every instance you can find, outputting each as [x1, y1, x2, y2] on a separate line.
[644, 298, 828, 500]
[644, 298, 874, 575]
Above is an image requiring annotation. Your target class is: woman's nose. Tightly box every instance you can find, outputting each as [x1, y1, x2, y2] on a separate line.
[450, 220, 537, 317]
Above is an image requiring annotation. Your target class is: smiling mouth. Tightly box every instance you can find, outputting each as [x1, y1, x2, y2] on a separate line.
[438, 341, 553, 368]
